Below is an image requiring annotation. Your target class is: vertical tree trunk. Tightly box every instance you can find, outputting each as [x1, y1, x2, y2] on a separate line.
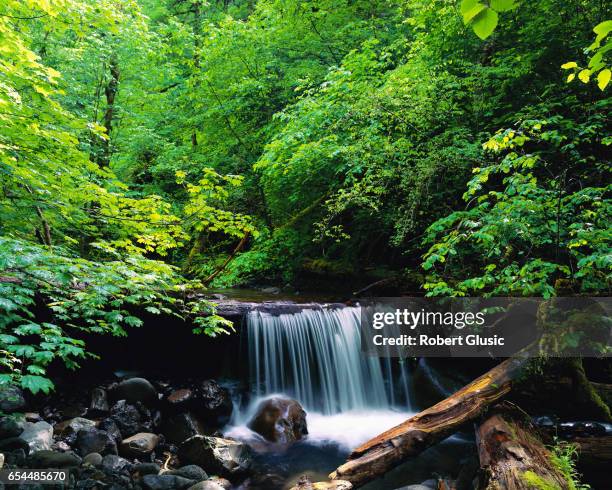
[97, 54, 120, 167]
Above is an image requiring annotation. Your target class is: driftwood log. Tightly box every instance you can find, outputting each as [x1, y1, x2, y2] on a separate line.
[476, 404, 569, 489]
[329, 356, 529, 488]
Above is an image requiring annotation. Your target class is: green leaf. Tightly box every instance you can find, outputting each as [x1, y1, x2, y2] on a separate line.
[561, 61, 578, 70]
[593, 20, 612, 37]
[463, 3, 487, 24]
[20, 375, 54, 395]
[472, 8, 499, 40]
[490, 0, 515, 12]
[597, 68, 611, 90]
[578, 69, 591, 83]
[460, 0, 480, 15]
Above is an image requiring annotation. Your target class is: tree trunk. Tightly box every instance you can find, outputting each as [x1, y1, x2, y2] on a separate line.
[476, 404, 569, 489]
[329, 356, 529, 488]
[97, 54, 120, 167]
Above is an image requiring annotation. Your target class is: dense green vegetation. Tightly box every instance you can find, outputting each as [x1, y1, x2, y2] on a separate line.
[0, 0, 610, 392]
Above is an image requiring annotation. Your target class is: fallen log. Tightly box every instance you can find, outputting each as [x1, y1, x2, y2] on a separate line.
[476, 404, 569, 489]
[572, 435, 612, 469]
[329, 355, 529, 488]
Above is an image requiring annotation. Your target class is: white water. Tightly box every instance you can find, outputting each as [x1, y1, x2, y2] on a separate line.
[228, 306, 414, 450]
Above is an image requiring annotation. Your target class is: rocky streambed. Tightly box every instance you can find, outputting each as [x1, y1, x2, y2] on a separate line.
[0, 375, 321, 490]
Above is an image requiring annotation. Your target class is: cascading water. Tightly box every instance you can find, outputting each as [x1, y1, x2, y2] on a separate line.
[246, 306, 412, 414]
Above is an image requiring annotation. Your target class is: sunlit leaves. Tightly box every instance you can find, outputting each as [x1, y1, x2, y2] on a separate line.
[563, 20, 611, 90]
[460, 0, 515, 39]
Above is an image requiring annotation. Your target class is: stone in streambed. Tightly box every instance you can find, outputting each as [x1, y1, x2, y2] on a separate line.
[0, 417, 23, 439]
[89, 388, 109, 416]
[98, 417, 122, 443]
[101, 454, 132, 474]
[289, 476, 353, 490]
[75, 427, 117, 456]
[166, 389, 194, 411]
[119, 432, 159, 458]
[18, 421, 53, 452]
[196, 381, 233, 428]
[0, 385, 25, 413]
[167, 464, 208, 481]
[161, 412, 204, 445]
[178, 435, 251, 478]
[115, 378, 158, 407]
[142, 474, 196, 490]
[27, 449, 81, 468]
[248, 396, 307, 444]
[83, 452, 103, 466]
[54, 417, 96, 443]
[133, 462, 161, 476]
[109, 399, 152, 437]
[187, 482, 226, 490]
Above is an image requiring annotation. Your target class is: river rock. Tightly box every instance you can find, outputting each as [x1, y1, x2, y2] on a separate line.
[101, 454, 132, 474]
[248, 396, 307, 443]
[133, 462, 161, 476]
[83, 452, 103, 466]
[178, 435, 251, 477]
[167, 464, 208, 481]
[19, 421, 53, 452]
[119, 432, 159, 458]
[289, 476, 353, 490]
[167, 389, 194, 411]
[142, 474, 196, 490]
[0, 385, 25, 413]
[28, 449, 82, 468]
[161, 412, 203, 444]
[75, 427, 117, 456]
[54, 417, 96, 443]
[89, 388, 109, 416]
[0, 452, 4, 468]
[110, 400, 152, 437]
[187, 482, 226, 490]
[196, 381, 233, 427]
[115, 378, 158, 407]
[0, 416, 23, 439]
[98, 417, 122, 443]
[208, 477, 231, 489]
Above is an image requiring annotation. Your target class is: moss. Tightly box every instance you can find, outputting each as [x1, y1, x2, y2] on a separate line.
[522, 470, 560, 490]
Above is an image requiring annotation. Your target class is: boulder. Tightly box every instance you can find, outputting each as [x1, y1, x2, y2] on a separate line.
[178, 435, 251, 478]
[0, 416, 23, 439]
[115, 378, 158, 407]
[289, 476, 353, 490]
[75, 427, 117, 456]
[89, 388, 109, 416]
[142, 474, 196, 490]
[98, 418, 122, 443]
[161, 412, 204, 445]
[167, 464, 208, 481]
[110, 400, 152, 437]
[83, 452, 103, 466]
[196, 381, 233, 428]
[101, 454, 132, 474]
[119, 432, 159, 458]
[248, 397, 307, 444]
[207, 477, 231, 490]
[0, 385, 25, 413]
[54, 417, 96, 444]
[28, 450, 81, 468]
[19, 421, 53, 452]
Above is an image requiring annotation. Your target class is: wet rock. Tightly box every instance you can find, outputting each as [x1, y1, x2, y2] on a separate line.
[89, 388, 109, 416]
[83, 452, 103, 466]
[208, 477, 231, 490]
[19, 421, 53, 452]
[110, 400, 152, 437]
[167, 389, 194, 411]
[196, 381, 233, 428]
[75, 427, 117, 456]
[0, 385, 25, 413]
[0, 437, 29, 454]
[119, 432, 159, 458]
[248, 397, 307, 444]
[133, 462, 160, 476]
[53, 440, 71, 452]
[54, 417, 96, 444]
[28, 449, 81, 468]
[161, 412, 204, 445]
[178, 435, 251, 478]
[0, 417, 23, 439]
[142, 474, 196, 490]
[289, 476, 353, 490]
[4, 448, 26, 466]
[24, 412, 42, 422]
[167, 464, 208, 481]
[115, 378, 158, 407]
[101, 454, 132, 474]
[187, 482, 226, 490]
[98, 418, 122, 443]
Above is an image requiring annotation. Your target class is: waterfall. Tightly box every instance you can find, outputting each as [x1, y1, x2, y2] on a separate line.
[246, 306, 411, 415]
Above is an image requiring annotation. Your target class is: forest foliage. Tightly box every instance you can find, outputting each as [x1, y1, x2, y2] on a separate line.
[0, 0, 610, 392]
